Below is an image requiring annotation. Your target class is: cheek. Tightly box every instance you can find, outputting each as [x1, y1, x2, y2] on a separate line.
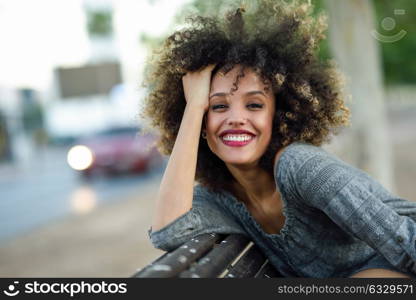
[205, 114, 221, 152]
[258, 114, 274, 137]
[205, 113, 222, 135]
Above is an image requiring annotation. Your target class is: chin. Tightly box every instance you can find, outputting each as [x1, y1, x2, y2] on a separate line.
[218, 153, 260, 167]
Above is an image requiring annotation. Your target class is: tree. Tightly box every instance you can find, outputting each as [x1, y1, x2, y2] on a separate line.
[324, 0, 394, 191]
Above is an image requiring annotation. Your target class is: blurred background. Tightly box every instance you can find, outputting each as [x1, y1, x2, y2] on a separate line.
[0, 0, 415, 277]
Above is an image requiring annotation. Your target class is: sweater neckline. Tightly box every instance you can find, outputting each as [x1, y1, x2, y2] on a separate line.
[220, 185, 292, 240]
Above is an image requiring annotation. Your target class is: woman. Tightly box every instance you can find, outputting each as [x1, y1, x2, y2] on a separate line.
[143, 0, 416, 278]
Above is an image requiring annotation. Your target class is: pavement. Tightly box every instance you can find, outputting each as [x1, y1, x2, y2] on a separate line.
[0, 180, 164, 277]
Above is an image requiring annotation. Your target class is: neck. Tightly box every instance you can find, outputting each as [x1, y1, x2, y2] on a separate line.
[226, 163, 276, 205]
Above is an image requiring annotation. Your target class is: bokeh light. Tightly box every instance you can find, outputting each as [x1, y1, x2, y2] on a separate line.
[67, 145, 94, 171]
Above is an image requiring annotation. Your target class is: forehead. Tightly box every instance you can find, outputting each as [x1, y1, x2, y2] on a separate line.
[210, 67, 270, 94]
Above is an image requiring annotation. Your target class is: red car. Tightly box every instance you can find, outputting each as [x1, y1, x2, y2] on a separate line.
[67, 126, 163, 178]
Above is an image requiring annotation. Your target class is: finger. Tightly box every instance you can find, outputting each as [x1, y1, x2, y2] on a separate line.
[206, 64, 216, 72]
[197, 64, 216, 74]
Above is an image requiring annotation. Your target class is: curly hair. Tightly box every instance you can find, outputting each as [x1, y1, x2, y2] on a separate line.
[142, 0, 350, 192]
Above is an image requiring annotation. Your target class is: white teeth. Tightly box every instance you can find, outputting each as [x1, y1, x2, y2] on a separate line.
[222, 134, 253, 142]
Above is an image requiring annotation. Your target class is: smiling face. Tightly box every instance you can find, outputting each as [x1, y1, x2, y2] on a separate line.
[205, 66, 276, 168]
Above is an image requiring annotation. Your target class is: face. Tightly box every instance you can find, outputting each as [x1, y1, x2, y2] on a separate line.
[205, 66, 275, 168]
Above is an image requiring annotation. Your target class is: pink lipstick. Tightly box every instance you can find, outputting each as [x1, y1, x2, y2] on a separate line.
[219, 129, 255, 147]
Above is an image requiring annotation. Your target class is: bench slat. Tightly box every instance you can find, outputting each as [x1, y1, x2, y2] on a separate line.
[179, 234, 250, 278]
[254, 261, 282, 278]
[133, 233, 222, 278]
[224, 244, 268, 278]
[134, 233, 282, 278]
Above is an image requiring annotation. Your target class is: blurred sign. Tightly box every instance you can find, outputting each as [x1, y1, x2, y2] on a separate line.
[56, 62, 121, 98]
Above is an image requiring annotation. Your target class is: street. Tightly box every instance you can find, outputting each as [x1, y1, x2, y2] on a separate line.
[0, 145, 166, 243]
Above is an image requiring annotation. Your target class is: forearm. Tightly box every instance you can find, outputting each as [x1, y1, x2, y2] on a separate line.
[151, 104, 205, 231]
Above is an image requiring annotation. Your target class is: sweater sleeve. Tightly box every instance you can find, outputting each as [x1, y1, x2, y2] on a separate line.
[279, 142, 416, 275]
[148, 185, 246, 252]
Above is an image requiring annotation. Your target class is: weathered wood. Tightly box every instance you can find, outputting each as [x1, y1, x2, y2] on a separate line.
[133, 233, 222, 278]
[224, 243, 268, 278]
[134, 233, 281, 278]
[253, 261, 282, 278]
[179, 234, 251, 278]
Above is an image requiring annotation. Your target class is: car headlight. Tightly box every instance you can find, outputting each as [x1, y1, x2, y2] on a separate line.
[67, 145, 94, 171]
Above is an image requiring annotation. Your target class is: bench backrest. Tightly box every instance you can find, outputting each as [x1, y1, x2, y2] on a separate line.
[133, 233, 282, 278]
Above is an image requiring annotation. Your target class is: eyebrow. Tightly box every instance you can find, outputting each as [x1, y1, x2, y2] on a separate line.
[209, 90, 266, 99]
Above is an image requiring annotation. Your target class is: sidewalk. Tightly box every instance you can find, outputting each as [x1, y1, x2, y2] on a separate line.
[0, 182, 164, 277]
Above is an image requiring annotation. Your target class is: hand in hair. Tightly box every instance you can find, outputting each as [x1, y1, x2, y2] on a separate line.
[182, 64, 216, 111]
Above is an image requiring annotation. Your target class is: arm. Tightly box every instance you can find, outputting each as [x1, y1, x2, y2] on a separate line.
[281, 143, 416, 275]
[151, 65, 215, 232]
[382, 197, 416, 221]
[149, 185, 246, 251]
[149, 67, 246, 252]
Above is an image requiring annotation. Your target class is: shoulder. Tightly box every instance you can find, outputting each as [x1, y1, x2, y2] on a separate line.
[275, 142, 370, 205]
[274, 142, 324, 162]
[273, 142, 352, 193]
[274, 142, 333, 177]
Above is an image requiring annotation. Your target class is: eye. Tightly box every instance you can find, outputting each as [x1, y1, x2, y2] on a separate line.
[211, 104, 228, 111]
[247, 103, 264, 109]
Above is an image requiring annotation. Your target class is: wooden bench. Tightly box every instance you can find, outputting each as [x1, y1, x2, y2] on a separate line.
[133, 233, 282, 278]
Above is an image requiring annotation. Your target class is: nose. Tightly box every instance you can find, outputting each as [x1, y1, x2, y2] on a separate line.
[226, 107, 247, 126]
[227, 117, 247, 126]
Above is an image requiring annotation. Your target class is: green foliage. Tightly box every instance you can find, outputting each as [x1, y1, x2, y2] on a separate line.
[373, 0, 416, 84]
[310, 0, 416, 84]
[87, 10, 113, 37]
[140, 32, 164, 50]
[307, 0, 331, 62]
[173, 0, 235, 24]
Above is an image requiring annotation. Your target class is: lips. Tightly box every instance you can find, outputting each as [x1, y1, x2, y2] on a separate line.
[219, 129, 255, 137]
[219, 129, 255, 147]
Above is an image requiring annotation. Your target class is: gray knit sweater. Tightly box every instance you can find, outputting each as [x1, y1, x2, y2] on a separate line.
[148, 142, 416, 277]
